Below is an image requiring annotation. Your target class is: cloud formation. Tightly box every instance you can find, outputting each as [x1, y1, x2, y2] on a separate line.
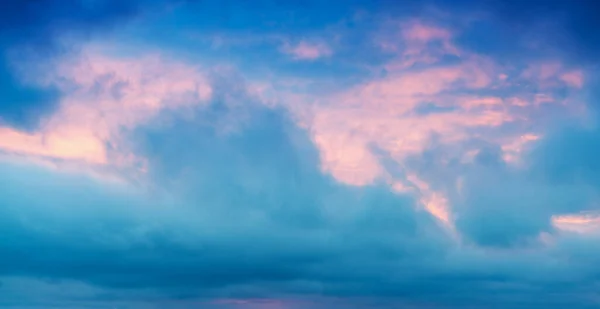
[0, 48, 211, 169]
[2, 1, 600, 309]
[287, 20, 585, 225]
[0, 0, 179, 129]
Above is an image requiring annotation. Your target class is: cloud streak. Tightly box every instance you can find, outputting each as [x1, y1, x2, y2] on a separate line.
[281, 41, 333, 61]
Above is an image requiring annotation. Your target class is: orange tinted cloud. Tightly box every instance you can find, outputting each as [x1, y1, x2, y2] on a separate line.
[553, 212, 600, 233]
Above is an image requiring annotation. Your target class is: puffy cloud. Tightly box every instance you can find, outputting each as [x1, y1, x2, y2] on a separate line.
[3, 117, 600, 308]
[0, 103, 455, 307]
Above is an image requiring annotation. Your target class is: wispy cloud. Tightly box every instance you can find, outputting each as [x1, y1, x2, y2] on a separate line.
[0, 48, 212, 170]
[281, 40, 333, 60]
[285, 20, 586, 225]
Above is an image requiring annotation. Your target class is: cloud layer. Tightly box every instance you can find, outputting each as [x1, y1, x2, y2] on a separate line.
[2, 1, 600, 308]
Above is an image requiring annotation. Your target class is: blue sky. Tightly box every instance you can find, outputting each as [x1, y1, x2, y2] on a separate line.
[1, 0, 600, 308]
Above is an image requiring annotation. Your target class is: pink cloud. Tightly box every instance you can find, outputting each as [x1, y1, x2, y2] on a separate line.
[553, 211, 600, 234]
[560, 70, 584, 88]
[501, 134, 541, 164]
[0, 48, 212, 169]
[286, 20, 587, 225]
[401, 20, 452, 42]
[377, 20, 460, 69]
[0, 126, 108, 164]
[521, 61, 584, 89]
[1, 18, 589, 234]
[281, 41, 332, 60]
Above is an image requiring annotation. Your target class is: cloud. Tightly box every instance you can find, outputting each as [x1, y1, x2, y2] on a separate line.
[281, 41, 333, 61]
[0, 0, 178, 129]
[452, 159, 595, 247]
[1, 58, 600, 307]
[553, 211, 600, 233]
[285, 20, 586, 226]
[4, 1, 600, 308]
[0, 102, 456, 307]
[0, 47, 212, 169]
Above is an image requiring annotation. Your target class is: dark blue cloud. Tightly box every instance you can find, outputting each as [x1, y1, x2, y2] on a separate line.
[454, 166, 592, 247]
[0, 102, 453, 306]
[404, 134, 600, 248]
[531, 124, 600, 187]
[1, 99, 600, 308]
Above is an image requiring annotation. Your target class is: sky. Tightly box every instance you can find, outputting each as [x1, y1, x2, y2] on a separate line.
[2, 0, 600, 308]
